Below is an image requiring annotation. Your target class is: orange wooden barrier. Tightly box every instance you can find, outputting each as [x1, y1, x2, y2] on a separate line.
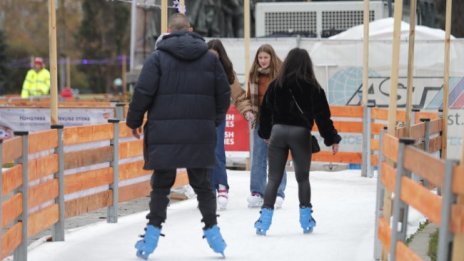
[451, 166, 464, 260]
[28, 129, 59, 154]
[376, 130, 458, 260]
[1, 105, 443, 260]
[2, 165, 22, 195]
[28, 204, 59, 238]
[2, 137, 21, 164]
[1, 223, 22, 259]
[2, 194, 22, 228]
[63, 123, 113, 146]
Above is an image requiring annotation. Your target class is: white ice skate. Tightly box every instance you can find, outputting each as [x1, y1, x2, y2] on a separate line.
[217, 185, 228, 211]
[275, 196, 284, 209]
[247, 193, 263, 208]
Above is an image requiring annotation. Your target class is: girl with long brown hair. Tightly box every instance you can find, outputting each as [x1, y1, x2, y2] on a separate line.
[246, 44, 287, 208]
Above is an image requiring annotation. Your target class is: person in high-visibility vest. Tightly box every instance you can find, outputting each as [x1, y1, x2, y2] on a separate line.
[21, 57, 50, 98]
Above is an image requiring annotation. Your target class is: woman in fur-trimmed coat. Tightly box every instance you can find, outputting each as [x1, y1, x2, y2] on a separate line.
[245, 44, 287, 209]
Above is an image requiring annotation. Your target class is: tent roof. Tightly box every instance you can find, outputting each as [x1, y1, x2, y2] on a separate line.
[330, 18, 453, 40]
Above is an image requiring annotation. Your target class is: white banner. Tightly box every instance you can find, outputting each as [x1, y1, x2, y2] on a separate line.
[446, 109, 464, 159]
[0, 108, 114, 139]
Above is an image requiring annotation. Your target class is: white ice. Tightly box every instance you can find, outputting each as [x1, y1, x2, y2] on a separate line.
[26, 169, 384, 261]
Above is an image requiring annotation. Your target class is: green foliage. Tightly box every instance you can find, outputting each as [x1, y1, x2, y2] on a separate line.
[0, 29, 28, 95]
[76, 0, 130, 94]
[406, 220, 430, 245]
[70, 67, 90, 93]
[3, 162, 14, 168]
[428, 229, 439, 261]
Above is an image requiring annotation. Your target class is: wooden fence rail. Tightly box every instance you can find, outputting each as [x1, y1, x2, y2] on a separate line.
[0, 121, 188, 260]
[291, 105, 440, 178]
[375, 129, 462, 261]
[1, 105, 442, 260]
[0, 103, 440, 177]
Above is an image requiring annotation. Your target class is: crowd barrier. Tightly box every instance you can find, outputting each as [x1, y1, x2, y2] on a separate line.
[0, 98, 441, 176]
[374, 117, 464, 261]
[290, 105, 439, 177]
[0, 102, 443, 260]
[0, 120, 188, 260]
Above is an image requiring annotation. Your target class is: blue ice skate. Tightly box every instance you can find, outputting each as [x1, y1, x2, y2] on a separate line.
[135, 225, 161, 260]
[254, 208, 273, 235]
[203, 225, 227, 257]
[300, 207, 316, 234]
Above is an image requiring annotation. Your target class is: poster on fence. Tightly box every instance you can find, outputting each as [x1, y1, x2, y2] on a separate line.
[446, 109, 464, 159]
[224, 105, 249, 152]
[0, 107, 114, 139]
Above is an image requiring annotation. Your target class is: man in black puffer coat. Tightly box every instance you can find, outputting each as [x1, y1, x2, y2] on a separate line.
[126, 14, 230, 259]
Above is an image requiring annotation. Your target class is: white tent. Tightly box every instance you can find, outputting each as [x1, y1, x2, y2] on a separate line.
[307, 18, 458, 73]
[329, 17, 454, 40]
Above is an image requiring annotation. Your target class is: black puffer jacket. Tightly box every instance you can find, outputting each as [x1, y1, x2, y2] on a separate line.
[258, 78, 341, 146]
[126, 31, 230, 169]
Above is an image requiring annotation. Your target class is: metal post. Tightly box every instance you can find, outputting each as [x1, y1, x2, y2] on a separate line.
[419, 118, 431, 186]
[13, 131, 29, 261]
[420, 118, 431, 152]
[373, 127, 387, 260]
[399, 169, 412, 242]
[59, 57, 66, 91]
[437, 159, 457, 261]
[115, 103, 125, 121]
[51, 125, 65, 241]
[387, 0, 393, 17]
[438, 108, 443, 158]
[362, 103, 373, 177]
[411, 107, 420, 126]
[362, 0, 370, 107]
[389, 138, 415, 260]
[107, 119, 120, 223]
[408, 108, 420, 182]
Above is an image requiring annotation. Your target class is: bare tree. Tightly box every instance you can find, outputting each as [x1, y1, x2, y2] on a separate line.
[435, 0, 463, 37]
[451, 0, 464, 37]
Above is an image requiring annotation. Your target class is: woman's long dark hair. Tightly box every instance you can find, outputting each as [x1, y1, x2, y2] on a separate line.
[275, 48, 321, 89]
[207, 39, 235, 84]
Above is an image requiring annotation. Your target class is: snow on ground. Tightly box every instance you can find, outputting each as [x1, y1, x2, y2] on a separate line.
[27, 169, 380, 261]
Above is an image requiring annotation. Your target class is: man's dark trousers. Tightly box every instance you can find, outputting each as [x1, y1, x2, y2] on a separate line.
[147, 168, 217, 228]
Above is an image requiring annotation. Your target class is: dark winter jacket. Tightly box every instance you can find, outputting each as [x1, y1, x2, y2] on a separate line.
[258, 78, 341, 146]
[126, 31, 231, 169]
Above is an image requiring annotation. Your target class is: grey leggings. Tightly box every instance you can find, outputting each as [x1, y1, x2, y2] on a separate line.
[263, 124, 313, 209]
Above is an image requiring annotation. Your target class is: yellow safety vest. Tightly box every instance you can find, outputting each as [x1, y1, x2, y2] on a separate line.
[21, 68, 51, 98]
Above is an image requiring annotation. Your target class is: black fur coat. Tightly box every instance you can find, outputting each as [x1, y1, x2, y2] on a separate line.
[258, 78, 341, 147]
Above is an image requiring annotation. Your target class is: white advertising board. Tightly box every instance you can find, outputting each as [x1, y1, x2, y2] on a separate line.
[0, 108, 114, 139]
